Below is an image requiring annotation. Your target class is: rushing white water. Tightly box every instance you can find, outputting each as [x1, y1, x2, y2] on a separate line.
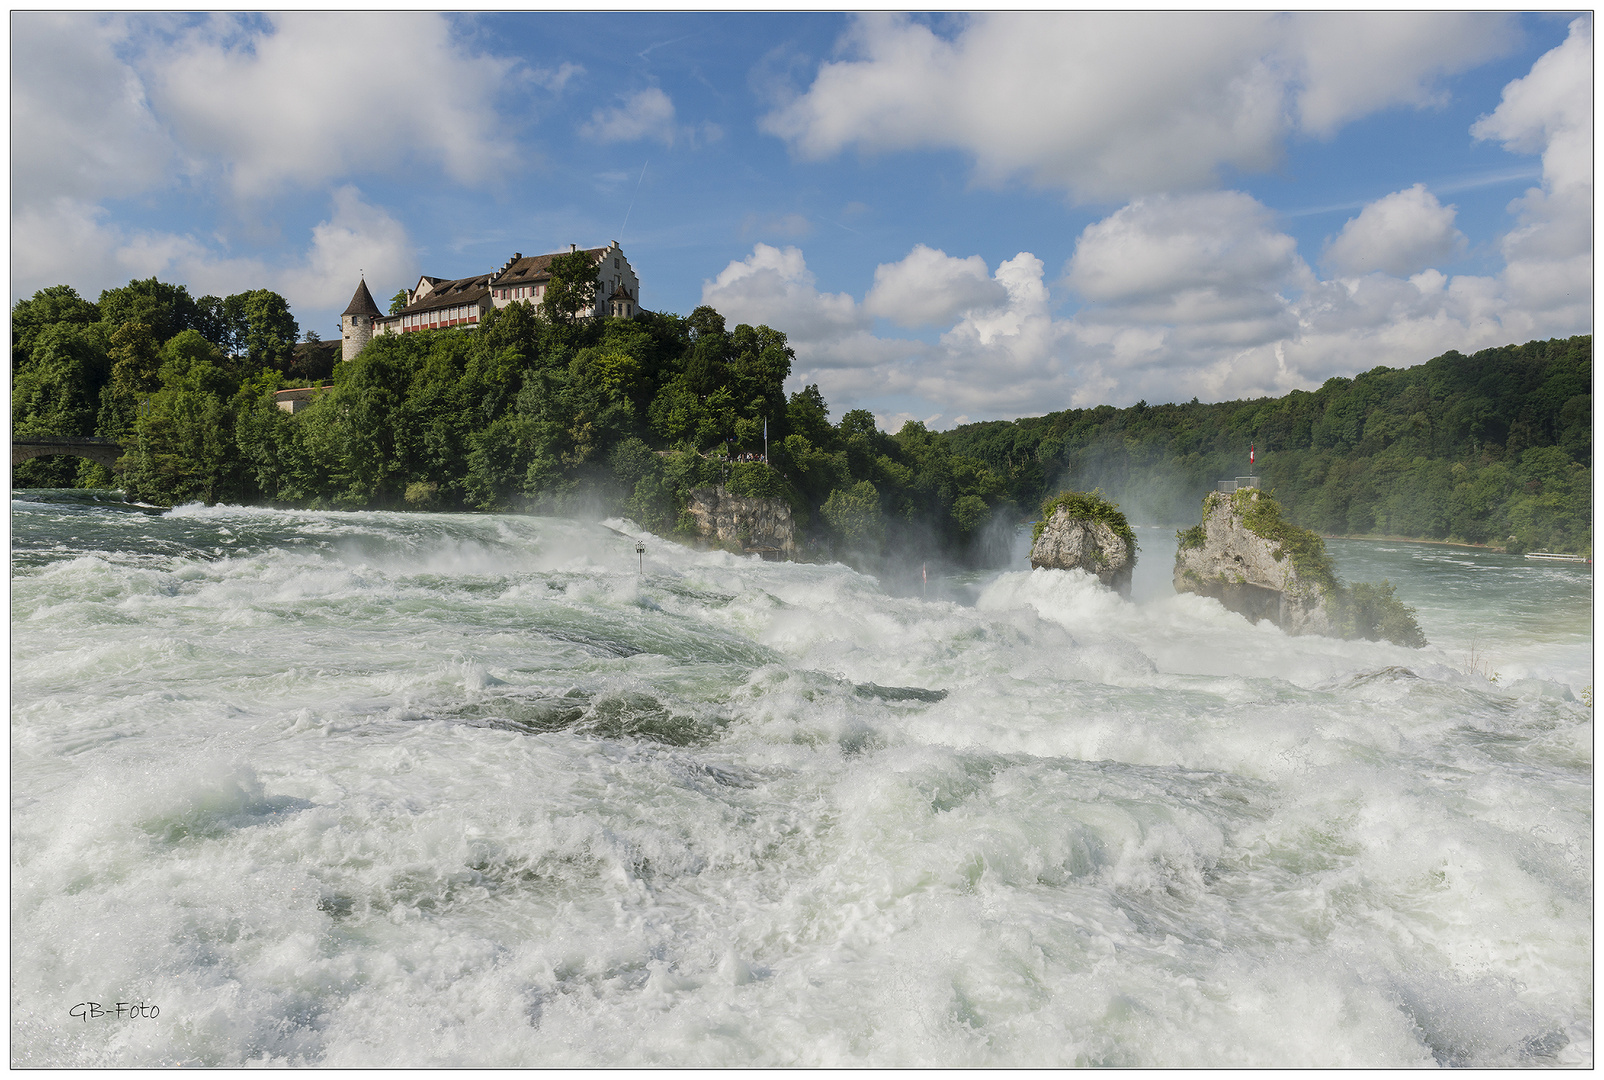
[11, 491, 1592, 1067]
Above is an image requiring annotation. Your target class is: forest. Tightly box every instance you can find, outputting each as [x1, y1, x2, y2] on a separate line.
[11, 273, 1593, 562]
[945, 335, 1592, 555]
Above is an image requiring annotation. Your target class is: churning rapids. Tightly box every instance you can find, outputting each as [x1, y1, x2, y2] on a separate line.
[11, 489, 1592, 1067]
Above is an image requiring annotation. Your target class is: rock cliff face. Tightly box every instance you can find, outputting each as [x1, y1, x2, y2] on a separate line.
[1030, 503, 1136, 596]
[1173, 490, 1333, 635]
[684, 486, 797, 559]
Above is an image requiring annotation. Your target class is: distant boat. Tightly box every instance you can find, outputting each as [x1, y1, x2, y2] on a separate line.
[1525, 551, 1591, 563]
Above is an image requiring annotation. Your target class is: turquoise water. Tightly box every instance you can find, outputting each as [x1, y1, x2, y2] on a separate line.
[10, 491, 1592, 1066]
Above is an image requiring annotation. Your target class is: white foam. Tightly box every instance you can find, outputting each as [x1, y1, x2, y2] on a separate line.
[11, 505, 1591, 1067]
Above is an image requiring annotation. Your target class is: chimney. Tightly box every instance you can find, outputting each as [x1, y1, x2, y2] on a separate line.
[569, 243, 577, 253]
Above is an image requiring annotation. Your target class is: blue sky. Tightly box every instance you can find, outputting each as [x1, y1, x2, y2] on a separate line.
[11, 11, 1592, 428]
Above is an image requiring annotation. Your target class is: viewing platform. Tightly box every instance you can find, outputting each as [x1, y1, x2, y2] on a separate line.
[1215, 476, 1261, 493]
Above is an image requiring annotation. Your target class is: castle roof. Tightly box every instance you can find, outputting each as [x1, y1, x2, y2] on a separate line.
[389, 274, 492, 317]
[342, 278, 383, 318]
[491, 247, 608, 287]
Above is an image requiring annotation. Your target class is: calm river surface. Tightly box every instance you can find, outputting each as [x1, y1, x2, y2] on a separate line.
[11, 491, 1592, 1066]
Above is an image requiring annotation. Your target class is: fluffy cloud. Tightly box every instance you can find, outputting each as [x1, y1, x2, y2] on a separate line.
[582, 88, 677, 145]
[702, 243, 868, 347]
[1323, 184, 1466, 277]
[1291, 13, 1513, 136]
[864, 245, 1008, 328]
[1471, 15, 1592, 325]
[11, 188, 415, 333]
[276, 188, 416, 318]
[142, 13, 521, 199]
[10, 14, 175, 207]
[701, 245, 916, 400]
[1066, 191, 1308, 351]
[763, 12, 1514, 201]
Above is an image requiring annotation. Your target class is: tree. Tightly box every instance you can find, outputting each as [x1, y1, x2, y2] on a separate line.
[685, 306, 726, 341]
[390, 289, 409, 315]
[191, 295, 233, 353]
[96, 321, 163, 441]
[97, 278, 197, 343]
[822, 480, 884, 554]
[12, 286, 99, 368]
[787, 385, 833, 447]
[230, 289, 298, 367]
[539, 250, 599, 325]
[121, 341, 246, 506]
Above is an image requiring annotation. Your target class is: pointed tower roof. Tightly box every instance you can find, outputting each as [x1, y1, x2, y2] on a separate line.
[342, 277, 382, 318]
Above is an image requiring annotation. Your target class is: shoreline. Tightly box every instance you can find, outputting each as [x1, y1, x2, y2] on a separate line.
[1321, 534, 1506, 552]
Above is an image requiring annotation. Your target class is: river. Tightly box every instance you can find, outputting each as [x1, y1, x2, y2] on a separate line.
[10, 490, 1592, 1066]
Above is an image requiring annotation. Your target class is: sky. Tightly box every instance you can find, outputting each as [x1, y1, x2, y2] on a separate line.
[10, 11, 1593, 429]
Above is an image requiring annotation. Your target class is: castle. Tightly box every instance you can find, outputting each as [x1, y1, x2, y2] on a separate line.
[339, 241, 642, 362]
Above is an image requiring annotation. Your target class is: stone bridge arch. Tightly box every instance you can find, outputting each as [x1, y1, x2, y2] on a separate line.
[13, 437, 125, 471]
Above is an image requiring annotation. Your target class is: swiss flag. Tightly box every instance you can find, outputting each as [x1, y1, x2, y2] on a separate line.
[1250, 443, 1255, 466]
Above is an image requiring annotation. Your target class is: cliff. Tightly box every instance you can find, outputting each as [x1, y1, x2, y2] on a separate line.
[1173, 489, 1335, 635]
[684, 485, 798, 559]
[1030, 491, 1137, 596]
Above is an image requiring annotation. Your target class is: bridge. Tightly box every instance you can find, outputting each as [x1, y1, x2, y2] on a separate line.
[13, 437, 126, 470]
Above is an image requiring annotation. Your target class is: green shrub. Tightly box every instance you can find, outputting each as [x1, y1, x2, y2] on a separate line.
[404, 480, 439, 508]
[822, 480, 884, 552]
[727, 460, 784, 498]
[1334, 580, 1427, 648]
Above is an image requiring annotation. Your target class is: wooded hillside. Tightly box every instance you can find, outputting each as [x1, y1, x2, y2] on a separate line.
[943, 337, 1591, 554]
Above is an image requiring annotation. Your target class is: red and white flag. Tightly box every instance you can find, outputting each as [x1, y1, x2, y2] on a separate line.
[1250, 443, 1255, 466]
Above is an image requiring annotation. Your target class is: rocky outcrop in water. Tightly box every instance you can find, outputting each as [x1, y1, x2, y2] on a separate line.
[1173, 489, 1334, 635]
[684, 485, 797, 559]
[1030, 491, 1137, 596]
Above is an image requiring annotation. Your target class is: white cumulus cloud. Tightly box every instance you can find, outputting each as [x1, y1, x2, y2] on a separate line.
[10, 14, 175, 207]
[1291, 13, 1515, 136]
[864, 245, 1008, 328]
[763, 12, 1515, 202]
[1471, 16, 1593, 326]
[1323, 184, 1466, 277]
[1066, 191, 1308, 351]
[582, 88, 677, 145]
[145, 13, 522, 199]
[11, 188, 416, 335]
[702, 244, 868, 347]
[277, 187, 416, 320]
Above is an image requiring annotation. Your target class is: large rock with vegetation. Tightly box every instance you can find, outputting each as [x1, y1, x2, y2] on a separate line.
[1030, 490, 1137, 595]
[1174, 488, 1426, 646]
[1174, 488, 1334, 634]
[684, 484, 797, 558]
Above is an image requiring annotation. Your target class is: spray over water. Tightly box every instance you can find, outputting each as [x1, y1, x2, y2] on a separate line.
[11, 491, 1591, 1067]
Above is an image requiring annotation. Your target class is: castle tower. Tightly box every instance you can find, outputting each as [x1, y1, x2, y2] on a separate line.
[341, 277, 383, 362]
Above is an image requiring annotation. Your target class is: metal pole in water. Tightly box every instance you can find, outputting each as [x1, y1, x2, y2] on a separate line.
[636, 540, 645, 574]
